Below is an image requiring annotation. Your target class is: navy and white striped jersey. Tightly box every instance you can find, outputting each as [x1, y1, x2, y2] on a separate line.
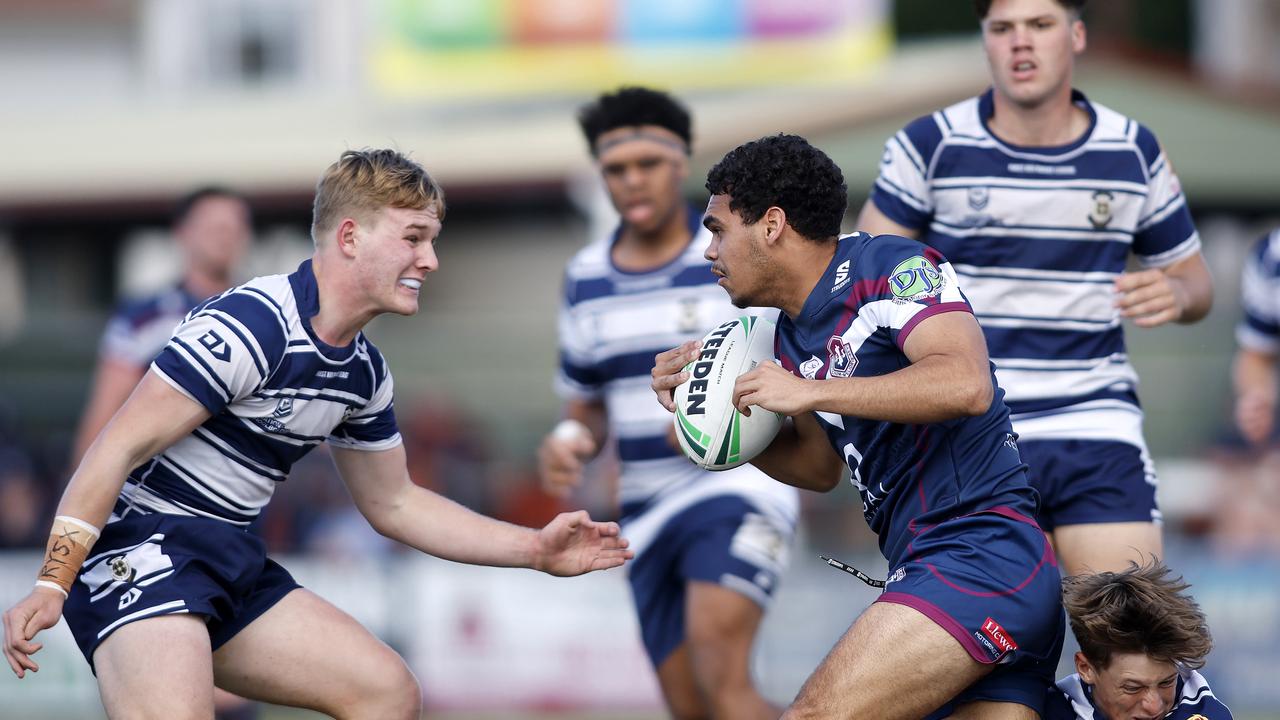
[118, 260, 400, 526]
[871, 89, 1200, 445]
[1045, 668, 1233, 719]
[1236, 229, 1280, 354]
[100, 284, 204, 368]
[774, 232, 1036, 565]
[555, 213, 798, 536]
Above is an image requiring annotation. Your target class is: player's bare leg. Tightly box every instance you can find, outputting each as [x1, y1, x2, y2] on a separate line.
[656, 645, 707, 719]
[781, 602, 1028, 720]
[1050, 522, 1161, 577]
[211, 589, 420, 720]
[686, 581, 779, 720]
[94, 614, 217, 720]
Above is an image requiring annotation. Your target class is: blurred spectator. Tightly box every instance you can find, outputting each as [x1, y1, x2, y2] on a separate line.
[1232, 228, 1280, 449]
[0, 446, 47, 548]
[70, 186, 252, 466]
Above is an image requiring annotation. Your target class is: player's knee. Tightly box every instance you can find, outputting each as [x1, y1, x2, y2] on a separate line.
[335, 652, 421, 720]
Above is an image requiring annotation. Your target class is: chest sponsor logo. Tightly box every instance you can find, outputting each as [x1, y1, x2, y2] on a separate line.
[888, 256, 945, 304]
[826, 336, 858, 378]
[198, 329, 231, 361]
[1089, 190, 1114, 229]
[981, 616, 1019, 655]
[799, 355, 824, 380]
[315, 370, 349, 380]
[273, 397, 294, 418]
[967, 186, 989, 210]
[831, 260, 851, 294]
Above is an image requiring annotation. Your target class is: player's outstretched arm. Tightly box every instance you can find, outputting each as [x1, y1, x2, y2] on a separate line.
[333, 444, 632, 575]
[1115, 251, 1213, 328]
[3, 371, 211, 679]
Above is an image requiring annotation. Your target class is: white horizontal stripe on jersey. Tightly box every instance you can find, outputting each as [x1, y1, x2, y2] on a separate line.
[959, 274, 1119, 325]
[994, 362, 1138, 404]
[950, 263, 1119, 283]
[976, 316, 1120, 332]
[931, 176, 1149, 195]
[1010, 400, 1147, 446]
[930, 221, 1134, 243]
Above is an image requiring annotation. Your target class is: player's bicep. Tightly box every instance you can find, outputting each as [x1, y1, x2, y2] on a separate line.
[901, 311, 989, 368]
[856, 198, 921, 239]
[92, 370, 213, 467]
[330, 443, 414, 529]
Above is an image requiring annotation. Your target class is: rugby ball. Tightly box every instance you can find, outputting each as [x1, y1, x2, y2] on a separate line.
[673, 315, 783, 471]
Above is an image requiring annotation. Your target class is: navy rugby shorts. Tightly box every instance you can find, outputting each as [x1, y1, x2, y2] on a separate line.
[63, 512, 299, 672]
[627, 495, 791, 667]
[1020, 438, 1159, 530]
[878, 508, 1065, 717]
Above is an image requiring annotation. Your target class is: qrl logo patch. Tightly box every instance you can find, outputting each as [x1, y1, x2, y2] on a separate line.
[981, 617, 1018, 655]
[888, 256, 945, 303]
[826, 336, 858, 378]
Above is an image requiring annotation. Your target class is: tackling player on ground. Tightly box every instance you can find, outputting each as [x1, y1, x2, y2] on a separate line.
[1045, 562, 1232, 719]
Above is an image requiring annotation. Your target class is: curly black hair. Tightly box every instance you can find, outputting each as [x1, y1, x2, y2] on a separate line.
[974, 0, 1085, 20]
[577, 86, 692, 157]
[705, 134, 846, 242]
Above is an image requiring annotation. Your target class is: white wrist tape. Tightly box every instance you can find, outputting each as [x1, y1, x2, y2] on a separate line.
[552, 418, 592, 442]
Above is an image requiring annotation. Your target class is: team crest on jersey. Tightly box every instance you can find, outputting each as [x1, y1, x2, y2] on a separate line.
[273, 397, 294, 418]
[198, 329, 231, 361]
[967, 186, 989, 210]
[799, 355, 824, 380]
[888, 256, 945, 303]
[676, 297, 702, 333]
[1089, 190, 1114, 229]
[826, 336, 858, 378]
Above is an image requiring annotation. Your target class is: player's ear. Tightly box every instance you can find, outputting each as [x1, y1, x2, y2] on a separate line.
[1071, 16, 1086, 54]
[1074, 652, 1097, 684]
[762, 206, 786, 246]
[335, 218, 360, 258]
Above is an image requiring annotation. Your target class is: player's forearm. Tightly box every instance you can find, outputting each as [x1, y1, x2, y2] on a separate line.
[375, 486, 540, 569]
[804, 353, 992, 424]
[58, 419, 167, 533]
[749, 419, 843, 492]
[1166, 255, 1213, 324]
[1233, 348, 1278, 403]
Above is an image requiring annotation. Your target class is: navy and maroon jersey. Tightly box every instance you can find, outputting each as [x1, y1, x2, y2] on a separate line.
[775, 232, 1039, 565]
